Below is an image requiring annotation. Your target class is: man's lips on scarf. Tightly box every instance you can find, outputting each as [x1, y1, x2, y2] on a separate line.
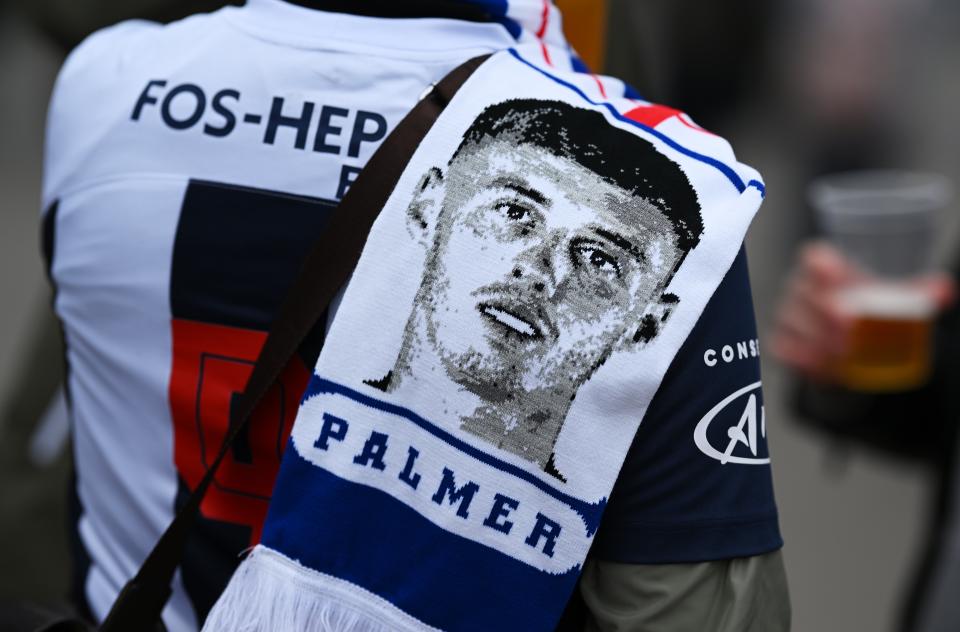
[476, 298, 555, 341]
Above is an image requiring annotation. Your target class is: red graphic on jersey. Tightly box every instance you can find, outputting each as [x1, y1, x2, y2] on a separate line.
[169, 318, 310, 544]
[624, 104, 715, 135]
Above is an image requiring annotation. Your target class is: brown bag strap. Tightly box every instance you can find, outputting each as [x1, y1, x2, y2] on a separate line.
[99, 53, 491, 632]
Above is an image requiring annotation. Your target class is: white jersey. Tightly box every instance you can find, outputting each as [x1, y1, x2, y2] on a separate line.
[44, 1, 781, 629]
[41, 1, 606, 629]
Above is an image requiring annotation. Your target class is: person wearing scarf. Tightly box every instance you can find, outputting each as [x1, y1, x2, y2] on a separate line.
[202, 2, 790, 630]
[42, 0, 789, 629]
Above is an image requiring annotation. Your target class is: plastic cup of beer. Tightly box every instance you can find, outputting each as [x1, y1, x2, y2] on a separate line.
[809, 170, 953, 392]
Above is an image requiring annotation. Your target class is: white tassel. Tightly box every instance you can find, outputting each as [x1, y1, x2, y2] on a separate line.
[203, 546, 431, 632]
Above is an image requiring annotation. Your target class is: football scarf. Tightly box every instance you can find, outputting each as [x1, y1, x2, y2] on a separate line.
[203, 42, 766, 632]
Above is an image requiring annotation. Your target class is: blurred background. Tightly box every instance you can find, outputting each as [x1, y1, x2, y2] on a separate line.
[1, 1, 959, 630]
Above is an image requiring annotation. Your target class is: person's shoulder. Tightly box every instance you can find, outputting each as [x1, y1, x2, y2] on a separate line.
[43, 12, 230, 206]
[43, 20, 156, 206]
[55, 20, 160, 87]
[55, 10, 228, 92]
[49, 19, 169, 133]
[491, 45, 763, 200]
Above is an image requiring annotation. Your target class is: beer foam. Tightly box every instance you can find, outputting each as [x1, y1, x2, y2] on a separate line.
[838, 285, 936, 319]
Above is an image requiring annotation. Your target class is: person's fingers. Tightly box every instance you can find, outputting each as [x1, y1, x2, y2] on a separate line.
[792, 276, 852, 337]
[772, 305, 846, 372]
[769, 329, 834, 380]
[770, 243, 859, 380]
[775, 273, 853, 352]
[797, 241, 862, 288]
[771, 301, 841, 378]
[778, 243, 857, 341]
[772, 240, 956, 383]
[773, 296, 822, 345]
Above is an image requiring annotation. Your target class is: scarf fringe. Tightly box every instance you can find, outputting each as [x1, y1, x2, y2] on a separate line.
[202, 547, 405, 632]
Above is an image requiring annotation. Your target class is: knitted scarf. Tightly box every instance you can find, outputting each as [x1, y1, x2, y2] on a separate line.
[204, 10, 766, 631]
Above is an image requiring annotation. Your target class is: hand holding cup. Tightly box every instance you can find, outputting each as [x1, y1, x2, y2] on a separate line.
[771, 241, 955, 389]
[773, 170, 954, 391]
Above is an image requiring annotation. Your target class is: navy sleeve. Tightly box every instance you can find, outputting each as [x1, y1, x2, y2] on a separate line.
[590, 245, 783, 564]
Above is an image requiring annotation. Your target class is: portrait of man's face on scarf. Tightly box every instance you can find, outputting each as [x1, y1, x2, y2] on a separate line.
[370, 100, 702, 479]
